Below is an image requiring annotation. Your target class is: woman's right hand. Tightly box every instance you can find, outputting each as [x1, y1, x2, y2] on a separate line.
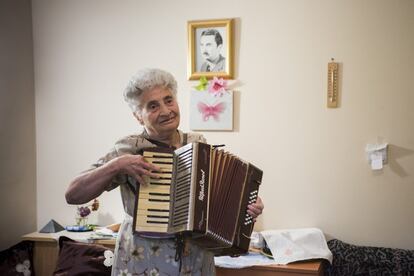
[66, 154, 161, 204]
[111, 154, 161, 185]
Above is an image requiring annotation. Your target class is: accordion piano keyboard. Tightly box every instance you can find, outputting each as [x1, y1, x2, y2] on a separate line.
[135, 151, 174, 233]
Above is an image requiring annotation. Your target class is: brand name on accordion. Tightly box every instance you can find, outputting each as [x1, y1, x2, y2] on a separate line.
[198, 169, 205, 201]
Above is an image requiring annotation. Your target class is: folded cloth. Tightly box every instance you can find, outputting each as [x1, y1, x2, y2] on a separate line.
[214, 252, 276, 269]
[261, 228, 333, 265]
[94, 227, 114, 236]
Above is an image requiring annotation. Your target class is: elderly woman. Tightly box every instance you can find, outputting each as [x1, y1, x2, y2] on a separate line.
[65, 68, 264, 276]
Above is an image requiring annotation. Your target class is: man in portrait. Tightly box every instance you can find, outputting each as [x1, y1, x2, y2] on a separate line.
[199, 29, 225, 72]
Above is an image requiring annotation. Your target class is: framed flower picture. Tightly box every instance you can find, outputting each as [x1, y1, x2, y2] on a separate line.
[187, 19, 234, 80]
[190, 77, 233, 131]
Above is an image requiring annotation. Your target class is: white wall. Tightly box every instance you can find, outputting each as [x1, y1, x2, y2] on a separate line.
[0, 0, 36, 250]
[32, 0, 414, 250]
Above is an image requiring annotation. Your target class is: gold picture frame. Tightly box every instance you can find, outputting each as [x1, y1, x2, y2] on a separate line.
[187, 19, 234, 80]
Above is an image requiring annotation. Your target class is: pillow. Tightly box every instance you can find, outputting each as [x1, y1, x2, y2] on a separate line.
[0, 240, 34, 276]
[53, 236, 113, 276]
[326, 239, 414, 275]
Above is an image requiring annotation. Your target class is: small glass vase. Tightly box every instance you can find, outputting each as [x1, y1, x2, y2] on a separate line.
[75, 216, 88, 227]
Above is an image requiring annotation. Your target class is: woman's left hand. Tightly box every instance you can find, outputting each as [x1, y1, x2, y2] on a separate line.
[247, 196, 264, 222]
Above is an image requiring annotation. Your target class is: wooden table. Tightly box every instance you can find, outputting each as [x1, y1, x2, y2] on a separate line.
[23, 231, 324, 276]
[216, 260, 324, 276]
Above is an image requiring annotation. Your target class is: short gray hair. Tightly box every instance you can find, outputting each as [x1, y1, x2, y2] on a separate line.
[123, 68, 178, 113]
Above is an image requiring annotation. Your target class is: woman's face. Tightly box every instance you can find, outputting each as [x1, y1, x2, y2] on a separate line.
[135, 86, 180, 138]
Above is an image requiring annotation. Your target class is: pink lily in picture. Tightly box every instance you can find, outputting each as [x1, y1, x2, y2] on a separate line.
[208, 77, 227, 97]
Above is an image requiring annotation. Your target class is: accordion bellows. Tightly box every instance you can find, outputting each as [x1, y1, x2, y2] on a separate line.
[132, 142, 263, 256]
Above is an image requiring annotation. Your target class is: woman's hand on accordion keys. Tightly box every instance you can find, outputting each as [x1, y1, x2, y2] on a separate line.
[247, 196, 264, 222]
[113, 154, 161, 185]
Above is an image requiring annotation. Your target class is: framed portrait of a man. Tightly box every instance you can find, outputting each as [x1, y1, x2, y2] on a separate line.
[187, 19, 234, 80]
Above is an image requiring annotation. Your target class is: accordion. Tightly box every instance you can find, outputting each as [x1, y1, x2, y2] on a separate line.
[132, 142, 263, 256]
